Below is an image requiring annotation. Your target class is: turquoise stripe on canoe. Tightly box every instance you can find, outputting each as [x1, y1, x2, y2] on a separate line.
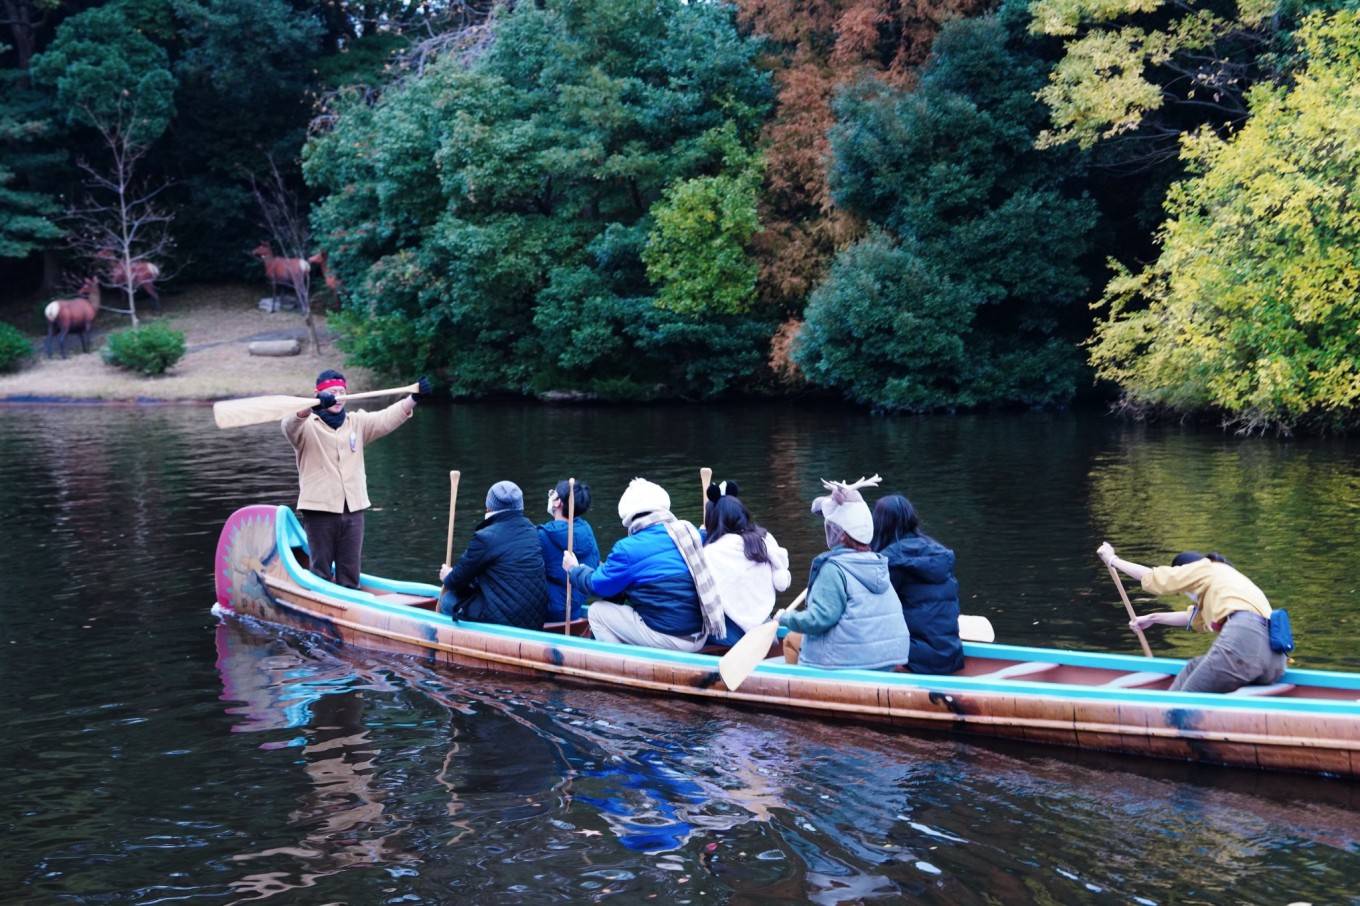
[270, 507, 1360, 717]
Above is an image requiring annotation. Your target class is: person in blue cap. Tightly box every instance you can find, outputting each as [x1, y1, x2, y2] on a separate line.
[438, 481, 548, 629]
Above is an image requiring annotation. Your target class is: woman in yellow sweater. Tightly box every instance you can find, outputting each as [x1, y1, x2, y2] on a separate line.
[1097, 542, 1288, 693]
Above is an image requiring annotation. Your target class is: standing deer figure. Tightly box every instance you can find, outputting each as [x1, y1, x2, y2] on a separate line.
[252, 242, 310, 307]
[96, 249, 162, 312]
[307, 250, 345, 306]
[44, 278, 102, 358]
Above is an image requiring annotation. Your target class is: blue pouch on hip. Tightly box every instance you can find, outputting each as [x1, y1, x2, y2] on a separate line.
[1268, 609, 1294, 654]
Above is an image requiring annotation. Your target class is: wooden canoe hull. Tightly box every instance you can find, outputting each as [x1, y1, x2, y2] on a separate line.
[214, 505, 1360, 777]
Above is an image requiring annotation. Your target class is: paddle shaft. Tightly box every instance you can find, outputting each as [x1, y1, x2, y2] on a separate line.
[213, 382, 420, 429]
[699, 467, 712, 524]
[564, 477, 575, 636]
[445, 470, 460, 567]
[1108, 564, 1154, 658]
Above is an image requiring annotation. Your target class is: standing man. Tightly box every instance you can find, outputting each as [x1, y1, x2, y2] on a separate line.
[283, 369, 430, 587]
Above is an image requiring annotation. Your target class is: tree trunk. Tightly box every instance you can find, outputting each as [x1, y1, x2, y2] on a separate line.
[306, 310, 322, 356]
[40, 249, 60, 295]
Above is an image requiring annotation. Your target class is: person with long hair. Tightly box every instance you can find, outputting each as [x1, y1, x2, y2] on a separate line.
[871, 494, 963, 675]
[1098, 543, 1288, 693]
[703, 495, 791, 645]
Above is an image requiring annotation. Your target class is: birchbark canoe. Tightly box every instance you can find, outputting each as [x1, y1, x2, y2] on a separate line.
[213, 504, 1360, 777]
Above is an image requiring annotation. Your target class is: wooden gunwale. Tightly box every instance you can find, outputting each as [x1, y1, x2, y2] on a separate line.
[215, 504, 1360, 776]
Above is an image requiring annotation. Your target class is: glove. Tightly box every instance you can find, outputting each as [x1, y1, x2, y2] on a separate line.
[313, 391, 337, 410]
[413, 375, 432, 401]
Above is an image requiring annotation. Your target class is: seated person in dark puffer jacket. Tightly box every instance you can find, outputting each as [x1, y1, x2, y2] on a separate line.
[871, 494, 963, 675]
[538, 479, 600, 622]
[437, 481, 548, 629]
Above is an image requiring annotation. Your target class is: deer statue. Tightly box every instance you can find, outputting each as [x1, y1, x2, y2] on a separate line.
[44, 277, 102, 359]
[307, 250, 345, 306]
[96, 249, 161, 312]
[252, 242, 310, 308]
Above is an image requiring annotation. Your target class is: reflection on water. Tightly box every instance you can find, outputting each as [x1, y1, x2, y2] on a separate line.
[2, 402, 1359, 902]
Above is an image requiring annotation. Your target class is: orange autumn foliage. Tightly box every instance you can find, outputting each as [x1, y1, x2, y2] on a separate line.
[739, 0, 991, 310]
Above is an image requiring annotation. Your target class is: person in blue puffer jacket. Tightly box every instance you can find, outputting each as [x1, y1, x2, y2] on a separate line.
[538, 479, 600, 621]
[563, 478, 720, 652]
[779, 475, 910, 670]
[871, 494, 964, 675]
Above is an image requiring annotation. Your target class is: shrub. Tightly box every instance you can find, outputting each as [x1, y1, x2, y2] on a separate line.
[0, 323, 32, 372]
[102, 322, 186, 375]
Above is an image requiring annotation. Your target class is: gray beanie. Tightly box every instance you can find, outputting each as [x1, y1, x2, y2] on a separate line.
[485, 480, 524, 512]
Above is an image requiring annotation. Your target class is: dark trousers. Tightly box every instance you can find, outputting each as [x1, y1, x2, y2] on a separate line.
[300, 508, 365, 588]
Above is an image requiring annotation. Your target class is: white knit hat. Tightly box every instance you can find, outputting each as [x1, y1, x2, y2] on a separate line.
[810, 475, 882, 545]
[617, 477, 671, 526]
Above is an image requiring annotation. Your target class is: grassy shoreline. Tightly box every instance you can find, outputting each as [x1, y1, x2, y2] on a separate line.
[0, 284, 371, 402]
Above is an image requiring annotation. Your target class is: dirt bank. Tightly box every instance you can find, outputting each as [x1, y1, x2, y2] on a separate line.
[0, 284, 372, 401]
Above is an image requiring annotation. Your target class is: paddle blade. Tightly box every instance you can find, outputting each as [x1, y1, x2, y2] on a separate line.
[719, 619, 781, 691]
[213, 394, 316, 429]
[958, 614, 995, 643]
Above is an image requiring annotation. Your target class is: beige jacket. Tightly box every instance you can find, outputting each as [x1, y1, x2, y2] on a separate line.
[282, 400, 413, 513]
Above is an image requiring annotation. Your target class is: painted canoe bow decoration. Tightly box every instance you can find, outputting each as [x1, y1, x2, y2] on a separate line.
[214, 505, 1360, 778]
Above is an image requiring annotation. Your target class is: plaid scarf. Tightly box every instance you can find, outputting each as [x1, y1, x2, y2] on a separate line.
[630, 510, 725, 638]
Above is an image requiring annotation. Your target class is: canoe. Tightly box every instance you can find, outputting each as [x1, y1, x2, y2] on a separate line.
[213, 504, 1360, 777]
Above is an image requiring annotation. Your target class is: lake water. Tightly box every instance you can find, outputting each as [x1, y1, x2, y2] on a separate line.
[2, 401, 1358, 903]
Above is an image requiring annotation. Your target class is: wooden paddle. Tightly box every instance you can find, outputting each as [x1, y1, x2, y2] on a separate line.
[958, 614, 995, 644]
[444, 470, 460, 569]
[719, 588, 806, 691]
[699, 466, 712, 524]
[564, 477, 575, 636]
[213, 382, 421, 429]
[1108, 564, 1154, 658]
[437, 470, 461, 618]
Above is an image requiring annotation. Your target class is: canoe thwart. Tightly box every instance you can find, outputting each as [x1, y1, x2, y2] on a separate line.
[1102, 671, 1169, 689]
[1229, 682, 1297, 697]
[542, 617, 591, 637]
[976, 661, 1061, 681]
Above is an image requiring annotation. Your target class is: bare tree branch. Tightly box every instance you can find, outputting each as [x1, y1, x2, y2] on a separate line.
[63, 101, 176, 327]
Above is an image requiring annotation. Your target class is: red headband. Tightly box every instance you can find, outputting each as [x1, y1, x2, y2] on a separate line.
[316, 378, 347, 392]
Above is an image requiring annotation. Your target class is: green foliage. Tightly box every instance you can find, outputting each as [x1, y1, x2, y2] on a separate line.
[306, 0, 774, 399]
[797, 11, 1097, 411]
[644, 129, 764, 315]
[101, 322, 186, 375]
[0, 47, 62, 259]
[165, 0, 323, 280]
[32, 3, 177, 143]
[0, 322, 33, 372]
[798, 233, 974, 410]
[1089, 11, 1360, 432]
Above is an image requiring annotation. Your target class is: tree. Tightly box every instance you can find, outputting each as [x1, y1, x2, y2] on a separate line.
[1088, 11, 1360, 433]
[33, 3, 177, 325]
[251, 156, 321, 355]
[0, 42, 61, 259]
[1026, 0, 1353, 167]
[643, 126, 764, 315]
[735, 0, 992, 313]
[796, 8, 1099, 410]
[306, 0, 775, 399]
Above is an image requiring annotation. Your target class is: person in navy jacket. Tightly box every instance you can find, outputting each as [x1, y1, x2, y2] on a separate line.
[538, 479, 600, 621]
[871, 494, 963, 674]
[438, 481, 548, 629]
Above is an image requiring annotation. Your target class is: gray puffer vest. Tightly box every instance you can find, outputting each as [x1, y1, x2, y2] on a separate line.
[800, 550, 911, 670]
